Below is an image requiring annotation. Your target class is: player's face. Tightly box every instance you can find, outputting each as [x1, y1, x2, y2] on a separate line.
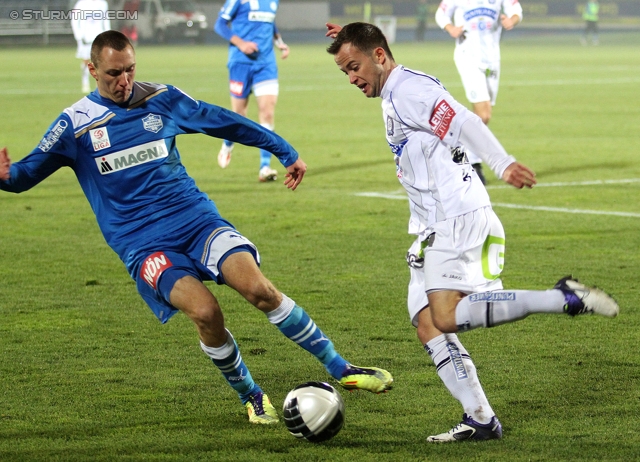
[334, 43, 386, 98]
[90, 46, 136, 104]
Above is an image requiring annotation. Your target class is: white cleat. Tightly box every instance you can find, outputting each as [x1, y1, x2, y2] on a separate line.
[554, 276, 619, 318]
[217, 143, 233, 169]
[258, 166, 278, 182]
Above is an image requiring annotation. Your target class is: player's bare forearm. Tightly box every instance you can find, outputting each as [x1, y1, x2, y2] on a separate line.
[284, 158, 307, 191]
[0, 147, 11, 181]
[231, 36, 259, 55]
[502, 162, 536, 189]
[500, 14, 520, 30]
[445, 24, 464, 38]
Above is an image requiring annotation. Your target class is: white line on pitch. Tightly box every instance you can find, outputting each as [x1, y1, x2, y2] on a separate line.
[491, 203, 640, 218]
[486, 178, 640, 190]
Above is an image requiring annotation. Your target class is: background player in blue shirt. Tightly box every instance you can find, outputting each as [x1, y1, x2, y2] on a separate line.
[0, 30, 392, 425]
[214, 0, 290, 182]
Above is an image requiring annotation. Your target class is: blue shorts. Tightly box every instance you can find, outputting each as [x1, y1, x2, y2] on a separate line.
[228, 60, 278, 99]
[133, 226, 260, 323]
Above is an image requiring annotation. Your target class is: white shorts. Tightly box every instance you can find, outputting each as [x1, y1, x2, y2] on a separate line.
[454, 54, 500, 105]
[406, 206, 505, 326]
[76, 41, 91, 60]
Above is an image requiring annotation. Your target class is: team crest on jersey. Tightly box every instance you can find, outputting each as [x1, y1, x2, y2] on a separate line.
[429, 100, 456, 140]
[89, 127, 111, 152]
[95, 139, 168, 175]
[142, 113, 163, 133]
[38, 119, 68, 152]
[140, 251, 173, 290]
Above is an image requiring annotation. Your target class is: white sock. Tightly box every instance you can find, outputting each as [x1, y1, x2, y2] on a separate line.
[455, 289, 566, 331]
[200, 329, 235, 360]
[260, 123, 274, 131]
[265, 293, 295, 324]
[426, 333, 494, 424]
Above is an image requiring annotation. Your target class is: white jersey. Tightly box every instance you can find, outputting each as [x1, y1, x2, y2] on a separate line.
[381, 66, 492, 235]
[71, 0, 111, 44]
[435, 0, 523, 66]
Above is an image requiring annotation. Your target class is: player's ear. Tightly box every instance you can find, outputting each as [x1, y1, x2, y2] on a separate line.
[88, 62, 98, 80]
[374, 47, 386, 64]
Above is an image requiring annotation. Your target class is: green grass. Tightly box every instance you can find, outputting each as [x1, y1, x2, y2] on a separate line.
[1, 32, 640, 461]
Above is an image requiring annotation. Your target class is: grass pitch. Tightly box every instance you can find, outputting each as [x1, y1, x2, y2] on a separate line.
[1, 31, 640, 461]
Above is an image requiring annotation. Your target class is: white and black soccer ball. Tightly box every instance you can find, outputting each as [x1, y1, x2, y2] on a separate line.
[282, 381, 345, 443]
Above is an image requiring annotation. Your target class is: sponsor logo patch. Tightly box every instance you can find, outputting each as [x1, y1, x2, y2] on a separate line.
[142, 113, 163, 133]
[248, 11, 276, 22]
[95, 139, 168, 175]
[38, 119, 68, 152]
[468, 292, 516, 303]
[140, 251, 173, 290]
[229, 80, 244, 96]
[446, 342, 469, 380]
[89, 127, 111, 152]
[429, 100, 456, 140]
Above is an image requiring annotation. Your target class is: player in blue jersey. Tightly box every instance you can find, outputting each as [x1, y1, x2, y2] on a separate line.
[214, 0, 290, 182]
[0, 30, 393, 425]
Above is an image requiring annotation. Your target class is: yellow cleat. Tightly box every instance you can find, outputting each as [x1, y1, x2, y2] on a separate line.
[338, 364, 393, 393]
[245, 392, 279, 425]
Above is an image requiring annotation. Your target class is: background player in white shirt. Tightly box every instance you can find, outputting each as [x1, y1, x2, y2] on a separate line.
[326, 22, 618, 443]
[71, 0, 111, 93]
[435, 0, 522, 184]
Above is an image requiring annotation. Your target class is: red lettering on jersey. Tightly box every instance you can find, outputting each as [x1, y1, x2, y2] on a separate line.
[429, 100, 456, 140]
[140, 252, 173, 290]
[229, 80, 244, 97]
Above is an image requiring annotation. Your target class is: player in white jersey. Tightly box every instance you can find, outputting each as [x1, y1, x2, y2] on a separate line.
[326, 22, 619, 443]
[435, 0, 522, 184]
[71, 0, 111, 93]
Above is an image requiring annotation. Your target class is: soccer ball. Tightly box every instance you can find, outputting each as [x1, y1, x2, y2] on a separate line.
[282, 381, 345, 443]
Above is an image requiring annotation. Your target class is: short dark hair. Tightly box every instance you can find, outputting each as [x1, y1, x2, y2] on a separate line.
[326, 22, 394, 60]
[91, 30, 134, 67]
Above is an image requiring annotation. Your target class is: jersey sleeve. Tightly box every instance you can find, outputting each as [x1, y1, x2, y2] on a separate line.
[167, 86, 299, 167]
[503, 0, 523, 20]
[219, 0, 240, 21]
[0, 114, 76, 193]
[435, 0, 455, 29]
[391, 79, 474, 148]
[214, 15, 234, 41]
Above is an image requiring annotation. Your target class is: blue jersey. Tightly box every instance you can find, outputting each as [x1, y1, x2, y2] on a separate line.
[217, 0, 279, 64]
[1, 82, 298, 274]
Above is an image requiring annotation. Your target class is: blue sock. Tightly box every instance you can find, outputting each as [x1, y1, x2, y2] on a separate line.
[276, 306, 348, 379]
[224, 140, 233, 148]
[259, 150, 272, 169]
[201, 337, 260, 404]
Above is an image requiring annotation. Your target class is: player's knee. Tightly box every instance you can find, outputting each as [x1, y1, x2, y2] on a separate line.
[430, 312, 456, 333]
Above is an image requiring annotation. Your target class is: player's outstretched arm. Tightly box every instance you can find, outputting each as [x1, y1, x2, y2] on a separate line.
[502, 162, 536, 189]
[0, 147, 11, 181]
[325, 23, 342, 38]
[284, 158, 307, 191]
